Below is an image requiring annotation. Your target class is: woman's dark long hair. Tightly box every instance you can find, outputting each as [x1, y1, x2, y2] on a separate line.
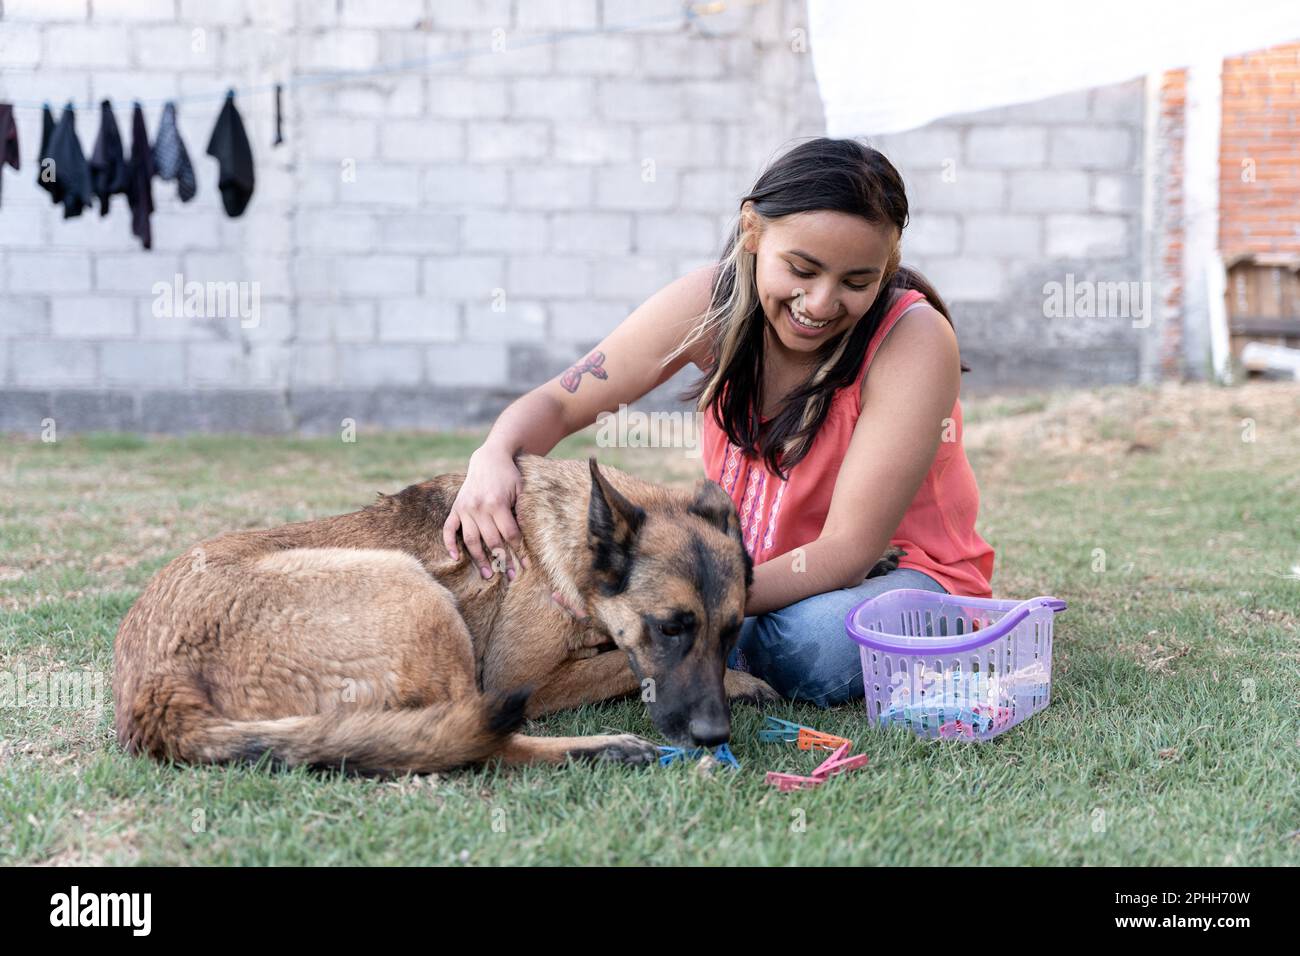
[666, 137, 969, 481]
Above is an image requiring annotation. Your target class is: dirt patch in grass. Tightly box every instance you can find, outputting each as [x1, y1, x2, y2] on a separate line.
[964, 380, 1300, 476]
[1117, 633, 1194, 674]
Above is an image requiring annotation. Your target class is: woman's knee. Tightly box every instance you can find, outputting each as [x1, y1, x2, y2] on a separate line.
[741, 591, 864, 706]
[739, 569, 948, 706]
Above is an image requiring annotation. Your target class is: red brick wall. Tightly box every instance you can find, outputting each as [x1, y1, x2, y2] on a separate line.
[1219, 42, 1300, 259]
[1156, 43, 1300, 379]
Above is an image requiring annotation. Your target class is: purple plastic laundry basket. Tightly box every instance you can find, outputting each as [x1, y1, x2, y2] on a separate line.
[844, 589, 1067, 741]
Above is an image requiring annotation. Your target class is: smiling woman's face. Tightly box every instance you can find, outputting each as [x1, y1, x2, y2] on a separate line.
[743, 209, 897, 363]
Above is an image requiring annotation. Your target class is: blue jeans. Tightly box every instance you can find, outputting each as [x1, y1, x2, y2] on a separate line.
[726, 567, 949, 708]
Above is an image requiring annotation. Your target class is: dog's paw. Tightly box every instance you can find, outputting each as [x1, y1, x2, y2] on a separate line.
[724, 669, 781, 705]
[567, 733, 659, 767]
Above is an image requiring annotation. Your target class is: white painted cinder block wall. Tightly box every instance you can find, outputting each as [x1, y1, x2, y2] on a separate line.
[0, 0, 1149, 434]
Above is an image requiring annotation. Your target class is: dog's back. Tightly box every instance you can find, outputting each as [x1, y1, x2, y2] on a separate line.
[111, 501, 530, 774]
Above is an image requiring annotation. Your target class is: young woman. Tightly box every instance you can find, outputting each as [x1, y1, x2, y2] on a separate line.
[441, 138, 995, 708]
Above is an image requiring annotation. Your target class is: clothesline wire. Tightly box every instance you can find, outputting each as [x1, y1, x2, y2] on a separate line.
[0, 0, 759, 113]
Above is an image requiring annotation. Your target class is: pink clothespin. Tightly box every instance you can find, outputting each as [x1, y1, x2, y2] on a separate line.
[811, 742, 869, 778]
[764, 741, 870, 791]
[938, 719, 977, 739]
[764, 771, 825, 792]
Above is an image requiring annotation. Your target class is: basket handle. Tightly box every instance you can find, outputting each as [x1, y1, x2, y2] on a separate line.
[995, 596, 1067, 633]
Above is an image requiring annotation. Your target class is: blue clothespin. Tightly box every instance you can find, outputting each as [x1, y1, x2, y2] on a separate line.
[658, 744, 741, 769]
[711, 742, 740, 770]
[758, 716, 804, 743]
[657, 745, 692, 767]
[883, 703, 991, 733]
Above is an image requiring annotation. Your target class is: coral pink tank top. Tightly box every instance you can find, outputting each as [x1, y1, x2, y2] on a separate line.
[700, 289, 995, 598]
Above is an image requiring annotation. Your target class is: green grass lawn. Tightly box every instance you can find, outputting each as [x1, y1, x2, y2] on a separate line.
[2, 381, 1298, 865]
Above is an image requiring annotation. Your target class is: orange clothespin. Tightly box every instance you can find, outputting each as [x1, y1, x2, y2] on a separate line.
[796, 727, 850, 752]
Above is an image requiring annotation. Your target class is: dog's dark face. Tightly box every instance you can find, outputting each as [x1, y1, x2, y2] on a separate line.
[584, 459, 753, 747]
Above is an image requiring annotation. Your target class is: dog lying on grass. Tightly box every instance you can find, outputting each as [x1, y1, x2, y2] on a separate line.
[113, 456, 801, 775]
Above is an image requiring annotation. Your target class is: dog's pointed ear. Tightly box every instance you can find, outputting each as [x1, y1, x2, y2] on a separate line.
[689, 478, 752, 589]
[687, 478, 737, 534]
[587, 457, 645, 595]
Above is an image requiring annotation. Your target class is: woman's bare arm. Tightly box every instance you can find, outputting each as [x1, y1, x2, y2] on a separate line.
[481, 263, 718, 459]
[443, 264, 718, 574]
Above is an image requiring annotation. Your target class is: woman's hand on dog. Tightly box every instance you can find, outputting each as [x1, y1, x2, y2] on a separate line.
[442, 445, 531, 580]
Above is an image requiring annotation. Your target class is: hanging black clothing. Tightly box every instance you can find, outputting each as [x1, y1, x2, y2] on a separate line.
[88, 100, 130, 216]
[46, 104, 93, 219]
[152, 102, 196, 202]
[126, 103, 155, 250]
[36, 104, 57, 203]
[0, 104, 19, 210]
[206, 91, 254, 217]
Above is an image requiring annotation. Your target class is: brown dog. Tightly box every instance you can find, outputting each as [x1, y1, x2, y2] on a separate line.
[112, 456, 796, 775]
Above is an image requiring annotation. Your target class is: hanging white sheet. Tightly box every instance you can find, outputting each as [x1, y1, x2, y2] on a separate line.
[808, 0, 1300, 135]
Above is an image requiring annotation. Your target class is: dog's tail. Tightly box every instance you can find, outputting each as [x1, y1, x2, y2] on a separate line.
[119, 671, 530, 775]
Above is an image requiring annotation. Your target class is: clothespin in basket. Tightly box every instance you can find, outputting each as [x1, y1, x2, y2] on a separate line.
[938, 719, 977, 739]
